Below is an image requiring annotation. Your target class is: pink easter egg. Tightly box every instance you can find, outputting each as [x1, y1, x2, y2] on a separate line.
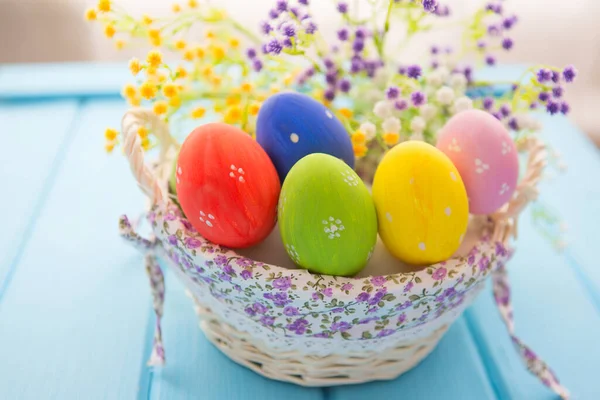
[436, 109, 519, 215]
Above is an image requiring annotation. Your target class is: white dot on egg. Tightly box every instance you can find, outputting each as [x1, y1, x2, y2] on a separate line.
[239, 176, 245, 183]
[177, 166, 182, 175]
[445, 207, 451, 216]
[450, 172, 457, 181]
[418, 242, 426, 251]
[230, 164, 236, 170]
[176, 176, 180, 184]
[206, 220, 213, 227]
[200, 217, 204, 222]
[229, 172, 235, 178]
[385, 212, 393, 222]
[238, 168, 245, 174]
[290, 133, 299, 143]
[208, 214, 215, 220]
[200, 211, 205, 216]
[325, 110, 333, 119]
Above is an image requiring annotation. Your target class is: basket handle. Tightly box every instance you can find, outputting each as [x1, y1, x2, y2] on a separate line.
[121, 107, 179, 206]
[491, 136, 547, 243]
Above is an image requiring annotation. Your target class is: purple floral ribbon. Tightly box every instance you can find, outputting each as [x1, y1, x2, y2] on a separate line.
[493, 264, 570, 399]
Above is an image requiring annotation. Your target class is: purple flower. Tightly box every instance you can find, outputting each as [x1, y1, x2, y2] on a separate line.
[260, 316, 275, 326]
[486, 2, 502, 14]
[538, 92, 550, 102]
[394, 99, 408, 110]
[479, 256, 490, 272]
[444, 287, 456, 297]
[406, 64, 422, 79]
[508, 117, 518, 130]
[368, 289, 386, 305]
[253, 302, 267, 314]
[218, 272, 231, 282]
[305, 21, 317, 34]
[377, 329, 395, 337]
[289, 7, 300, 17]
[546, 100, 560, 115]
[268, 8, 280, 19]
[283, 306, 299, 316]
[432, 267, 447, 281]
[500, 104, 511, 117]
[435, 5, 450, 16]
[357, 292, 370, 302]
[214, 255, 227, 266]
[398, 313, 407, 324]
[331, 321, 351, 332]
[299, 0, 309, 4]
[551, 71, 561, 83]
[502, 16, 515, 30]
[355, 27, 367, 39]
[246, 48, 257, 59]
[502, 38, 514, 50]
[332, 307, 344, 313]
[477, 40, 486, 49]
[313, 332, 329, 338]
[281, 23, 296, 37]
[352, 39, 364, 52]
[403, 281, 414, 292]
[276, 0, 288, 11]
[181, 219, 196, 232]
[419, 313, 429, 322]
[370, 276, 386, 286]
[358, 316, 378, 324]
[261, 21, 272, 34]
[430, 45, 439, 54]
[562, 65, 577, 82]
[411, 91, 427, 106]
[530, 102, 539, 109]
[483, 97, 494, 110]
[273, 276, 292, 290]
[339, 79, 351, 93]
[165, 211, 177, 221]
[325, 71, 338, 85]
[396, 301, 412, 311]
[386, 86, 400, 99]
[560, 102, 570, 115]
[422, 0, 437, 12]
[267, 39, 283, 55]
[241, 269, 252, 280]
[184, 237, 202, 249]
[223, 264, 234, 275]
[287, 318, 309, 334]
[283, 38, 293, 48]
[487, 25, 500, 36]
[167, 235, 178, 246]
[322, 287, 333, 297]
[337, 2, 348, 13]
[337, 28, 349, 41]
[312, 292, 320, 301]
[496, 242, 508, 257]
[324, 88, 335, 101]
[244, 306, 256, 316]
[341, 283, 353, 291]
[536, 68, 552, 83]
[252, 59, 263, 72]
[552, 86, 564, 98]
[270, 292, 291, 306]
[485, 55, 496, 66]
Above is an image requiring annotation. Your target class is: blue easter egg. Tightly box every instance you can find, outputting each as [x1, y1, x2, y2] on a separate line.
[256, 92, 355, 181]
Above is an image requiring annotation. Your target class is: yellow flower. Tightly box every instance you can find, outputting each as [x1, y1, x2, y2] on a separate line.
[176, 66, 188, 79]
[146, 50, 162, 68]
[157, 73, 167, 83]
[211, 46, 225, 62]
[148, 29, 162, 46]
[226, 95, 241, 106]
[169, 96, 182, 108]
[128, 96, 141, 106]
[224, 106, 242, 124]
[139, 81, 158, 100]
[270, 85, 280, 94]
[104, 24, 116, 38]
[153, 101, 168, 115]
[142, 15, 153, 25]
[162, 83, 178, 98]
[137, 126, 149, 139]
[128, 58, 141, 76]
[249, 103, 261, 116]
[229, 38, 240, 49]
[353, 143, 368, 158]
[121, 84, 137, 99]
[339, 108, 353, 119]
[256, 94, 267, 102]
[240, 82, 253, 93]
[351, 130, 366, 145]
[201, 65, 213, 77]
[115, 40, 126, 50]
[85, 8, 97, 21]
[211, 76, 222, 87]
[283, 75, 295, 86]
[183, 50, 194, 61]
[174, 39, 187, 50]
[191, 107, 206, 119]
[188, 0, 198, 9]
[383, 132, 400, 146]
[205, 30, 216, 39]
[172, 4, 181, 13]
[104, 128, 118, 141]
[105, 142, 116, 153]
[97, 0, 111, 13]
[146, 65, 157, 77]
[195, 47, 206, 59]
[141, 137, 151, 151]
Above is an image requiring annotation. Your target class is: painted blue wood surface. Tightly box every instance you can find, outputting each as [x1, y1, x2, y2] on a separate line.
[0, 63, 598, 400]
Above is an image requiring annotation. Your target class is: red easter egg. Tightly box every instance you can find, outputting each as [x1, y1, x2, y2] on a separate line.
[176, 123, 281, 248]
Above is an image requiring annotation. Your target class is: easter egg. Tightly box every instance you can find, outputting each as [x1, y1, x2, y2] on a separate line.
[372, 141, 469, 265]
[176, 123, 281, 248]
[436, 109, 519, 214]
[256, 92, 355, 181]
[278, 153, 377, 276]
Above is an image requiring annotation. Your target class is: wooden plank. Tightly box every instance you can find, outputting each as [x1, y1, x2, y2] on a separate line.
[148, 269, 324, 400]
[0, 100, 79, 292]
[328, 318, 497, 400]
[0, 99, 152, 399]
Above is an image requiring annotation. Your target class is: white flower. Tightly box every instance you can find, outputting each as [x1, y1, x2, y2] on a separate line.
[409, 132, 424, 141]
[426, 71, 443, 87]
[360, 122, 377, 140]
[382, 117, 401, 133]
[437, 66, 450, 82]
[373, 100, 393, 118]
[373, 69, 389, 86]
[450, 73, 467, 90]
[453, 96, 473, 113]
[436, 86, 455, 105]
[410, 116, 426, 134]
[420, 104, 438, 121]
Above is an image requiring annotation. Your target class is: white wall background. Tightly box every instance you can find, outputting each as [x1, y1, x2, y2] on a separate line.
[1, 0, 599, 143]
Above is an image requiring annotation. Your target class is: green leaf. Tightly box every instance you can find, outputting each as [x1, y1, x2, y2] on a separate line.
[362, 331, 372, 339]
[378, 301, 385, 307]
[341, 331, 351, 340]
[333, 315, 342, 323]
[415, 276, 422, 283]
[409, 294, 420, 301]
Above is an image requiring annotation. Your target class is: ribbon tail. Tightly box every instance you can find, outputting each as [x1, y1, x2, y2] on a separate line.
[493, 264, 570, 400]
[145, 253, 166, 366]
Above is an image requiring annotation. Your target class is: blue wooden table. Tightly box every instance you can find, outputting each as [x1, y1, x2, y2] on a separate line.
[0, 63, 599, 400]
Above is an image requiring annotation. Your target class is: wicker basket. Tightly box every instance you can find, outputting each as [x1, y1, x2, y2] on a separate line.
[118, 108, 551, 388]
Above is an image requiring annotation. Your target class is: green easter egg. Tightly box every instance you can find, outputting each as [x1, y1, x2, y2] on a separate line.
[278, 153, 378, 276]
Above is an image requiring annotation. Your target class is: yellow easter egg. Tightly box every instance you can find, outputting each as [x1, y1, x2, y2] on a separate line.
[372, 141, 468, 265]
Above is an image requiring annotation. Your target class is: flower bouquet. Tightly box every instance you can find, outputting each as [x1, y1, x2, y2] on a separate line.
[88, 0, 574, 397]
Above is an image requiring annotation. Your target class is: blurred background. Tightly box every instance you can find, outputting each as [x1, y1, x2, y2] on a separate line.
[1, 0, 599, 145]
